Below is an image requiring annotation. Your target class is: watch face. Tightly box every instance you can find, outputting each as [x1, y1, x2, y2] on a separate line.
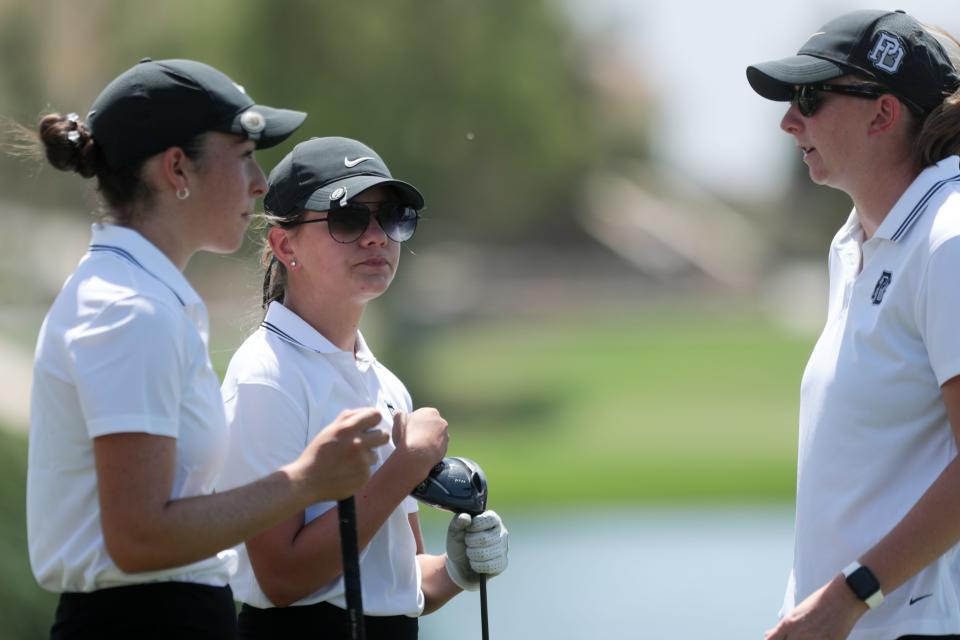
[846, 565, 881, 601]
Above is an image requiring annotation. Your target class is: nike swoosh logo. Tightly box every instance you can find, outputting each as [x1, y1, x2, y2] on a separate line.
[344, 156, 374, 168]
[909, 593, 934, 605]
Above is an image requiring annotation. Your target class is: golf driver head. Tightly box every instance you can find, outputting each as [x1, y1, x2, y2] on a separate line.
[411, 456, 487, 516]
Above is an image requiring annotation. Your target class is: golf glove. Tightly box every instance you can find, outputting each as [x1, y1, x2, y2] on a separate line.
[445, 510, 509, 591]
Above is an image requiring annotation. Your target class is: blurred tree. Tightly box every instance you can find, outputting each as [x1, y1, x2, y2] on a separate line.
[227, 0, 606, 243]
[0, 0, 246, 207]
[0, 4, 42, 118]
[0, 0, 657, 375]
[1, 0, 642, 244]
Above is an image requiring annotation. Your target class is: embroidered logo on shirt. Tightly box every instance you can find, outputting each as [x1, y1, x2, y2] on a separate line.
[909, 593, 933, 605]
[871, 270, 892, 305]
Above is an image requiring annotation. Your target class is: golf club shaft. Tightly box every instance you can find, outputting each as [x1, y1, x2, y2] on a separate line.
[337, 497, 366, 640]
[480, 575, 489, 640]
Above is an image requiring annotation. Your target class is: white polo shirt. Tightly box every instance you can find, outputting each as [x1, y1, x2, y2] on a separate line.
[786, 156, 960, 638]
[27, 224, 236, 593]
[218, 301, 422, 616]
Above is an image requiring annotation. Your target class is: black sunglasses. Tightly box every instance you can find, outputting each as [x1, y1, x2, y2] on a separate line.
[791, 83, 887, 117]
[286, 201, 420, 244]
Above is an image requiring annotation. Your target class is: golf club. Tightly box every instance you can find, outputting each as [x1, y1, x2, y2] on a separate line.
[412, 456, 491, 640]
[337, 497, 365, 640]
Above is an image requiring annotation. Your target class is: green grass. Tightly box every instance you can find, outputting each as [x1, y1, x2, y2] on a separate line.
[205, 304, 809, 506]
[403, 309, 809, 507]
[0, 308, 811, 636]
[0, 427, 58, 640]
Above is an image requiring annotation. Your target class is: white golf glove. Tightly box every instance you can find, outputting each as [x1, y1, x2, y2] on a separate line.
[445, 510, 509, 592]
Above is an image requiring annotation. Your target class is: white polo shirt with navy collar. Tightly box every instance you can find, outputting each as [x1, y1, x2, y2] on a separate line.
[27, 223, 236, 593]
[786, 156, 960, 638]
[217, 301, 422, 615]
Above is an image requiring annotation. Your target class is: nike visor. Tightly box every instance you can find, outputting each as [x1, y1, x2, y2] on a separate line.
[264, 136, 424, 218]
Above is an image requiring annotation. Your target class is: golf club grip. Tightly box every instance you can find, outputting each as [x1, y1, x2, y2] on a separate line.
[337, 497, 366, 640]
[480, 575, 489, 640]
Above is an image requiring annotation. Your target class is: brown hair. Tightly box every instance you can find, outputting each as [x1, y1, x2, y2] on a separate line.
[20, 112, 206, 225]
[915, 25, 960, 167]
[915, 90, 960, 166]
[259, 209, 307, 309]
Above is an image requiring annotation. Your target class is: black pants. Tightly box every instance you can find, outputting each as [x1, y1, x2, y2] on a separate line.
[51, 582, 236, 640]
[238, 601, 418, 639]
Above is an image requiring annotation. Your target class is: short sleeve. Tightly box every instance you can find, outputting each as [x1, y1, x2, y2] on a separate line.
[67, 295, 183, 438]
[918, 236, 960, 385]
[218, 381, 309, 490]
[402, 495, 419, 514]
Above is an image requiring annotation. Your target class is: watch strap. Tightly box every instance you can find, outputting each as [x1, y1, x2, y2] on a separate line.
[842, 561, 885, 609]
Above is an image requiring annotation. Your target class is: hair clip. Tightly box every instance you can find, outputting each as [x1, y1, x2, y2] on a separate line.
[67, 130, 81, 146]
[66, 112, 80, 124]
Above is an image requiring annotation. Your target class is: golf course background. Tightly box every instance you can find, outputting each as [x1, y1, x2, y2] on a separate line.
[0, 0, 858, 635]
[400, 308, 807, 505]
[0, 306, 811, 637]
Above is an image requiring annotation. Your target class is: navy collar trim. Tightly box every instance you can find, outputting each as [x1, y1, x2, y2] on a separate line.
[260, 320, 315, 352]
[89, 244, 185, 306]
[260, 320, 375, 365]
[891, 174, 960, 242]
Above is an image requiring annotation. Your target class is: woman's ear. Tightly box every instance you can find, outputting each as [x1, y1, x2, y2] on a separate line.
[867, 94, 903, 137]
[267, 226, 298, 270]
[157, 146, 192, 195]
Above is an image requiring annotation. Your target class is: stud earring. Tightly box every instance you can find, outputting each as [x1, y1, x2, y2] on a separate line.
[290, 260, 297, 268]
[176, 187, 190, 200]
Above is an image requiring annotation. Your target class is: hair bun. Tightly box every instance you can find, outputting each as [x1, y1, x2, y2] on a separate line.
[38, 113, 97, 177]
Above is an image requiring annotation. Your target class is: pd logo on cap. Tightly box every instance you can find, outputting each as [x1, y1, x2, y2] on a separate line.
[868, 32, 906, 74]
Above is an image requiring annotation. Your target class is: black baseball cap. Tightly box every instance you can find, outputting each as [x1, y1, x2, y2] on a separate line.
[264, 137, 424, 218]
[747, 10, 960, 114]
[87, 58, 306, 169]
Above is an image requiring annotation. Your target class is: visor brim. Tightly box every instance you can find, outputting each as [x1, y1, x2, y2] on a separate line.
[747, 55, 847, 101]
[229, 104, 307, 149]
[302, 175, 425, 212]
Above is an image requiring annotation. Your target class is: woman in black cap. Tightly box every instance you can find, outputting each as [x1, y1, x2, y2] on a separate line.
[216, 136, 510, 639]
[747, 10, 960, 640]
[25, 60, 388, 640]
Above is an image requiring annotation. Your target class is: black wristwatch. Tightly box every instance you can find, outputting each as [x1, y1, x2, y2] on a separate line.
[842, 562, 884, 609]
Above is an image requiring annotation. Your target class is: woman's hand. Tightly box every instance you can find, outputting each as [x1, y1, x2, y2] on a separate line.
[764, 574, 867, 640]
[392, 408, 449, 475]
[292, 407, 389, 502]
[445, 510, 510, 591]
[95, 408, 387, 574]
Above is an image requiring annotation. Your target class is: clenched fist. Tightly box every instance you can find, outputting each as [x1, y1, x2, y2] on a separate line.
[295, 408, 389, 502]
[392, 407, 449, 477]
